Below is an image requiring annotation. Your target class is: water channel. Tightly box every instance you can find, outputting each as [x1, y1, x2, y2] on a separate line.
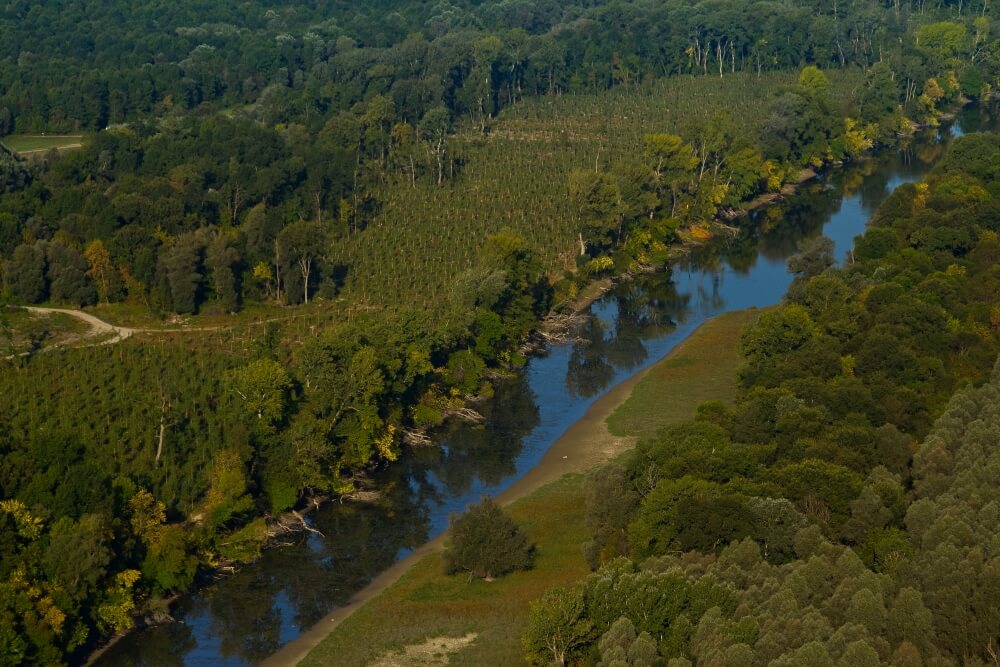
[97, 105, 994, 666]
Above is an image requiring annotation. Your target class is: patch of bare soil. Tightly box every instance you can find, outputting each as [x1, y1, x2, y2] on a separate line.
[367, 633, 478, 667]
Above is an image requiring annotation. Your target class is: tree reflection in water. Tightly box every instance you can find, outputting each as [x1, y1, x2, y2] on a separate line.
[98, 482, 429, 667]
[404, 374, 540, 497]
[96, 103, 1000, 667]
[566, 274, 692, 399]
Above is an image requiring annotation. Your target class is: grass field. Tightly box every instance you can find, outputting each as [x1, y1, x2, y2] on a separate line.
[606, 308, 764, 440]
[1, 134, 84, 153]
[300, 474, 591, 667]
[299, 308, 759, 666]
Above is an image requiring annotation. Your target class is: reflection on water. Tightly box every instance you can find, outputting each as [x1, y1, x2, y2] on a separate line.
[98, 107, 996, 666]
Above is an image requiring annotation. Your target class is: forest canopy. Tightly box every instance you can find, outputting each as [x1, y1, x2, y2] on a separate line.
[2, 0, 1000, 664]
[525, 131, 1000, 666]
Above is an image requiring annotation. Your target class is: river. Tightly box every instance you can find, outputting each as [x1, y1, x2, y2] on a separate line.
[95, 105, 994, 666]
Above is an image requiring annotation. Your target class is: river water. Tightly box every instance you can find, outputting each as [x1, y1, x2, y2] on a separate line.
[96, 106, 992, 666]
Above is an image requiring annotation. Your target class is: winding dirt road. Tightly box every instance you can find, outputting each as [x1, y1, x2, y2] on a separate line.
[3, 307, 134, 361]
[23, 306, 135, 343]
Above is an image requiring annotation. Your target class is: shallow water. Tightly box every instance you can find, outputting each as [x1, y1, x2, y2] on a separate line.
[96, 106, 995, 667]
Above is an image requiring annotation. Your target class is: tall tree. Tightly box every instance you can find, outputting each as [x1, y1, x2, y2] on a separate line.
[277, 221, 326, 305]
[163, 234, 205, 314]
[46, 242, 96, 306]
[206, 234, 241, 312]
[5, 243, 47, 304]
[84, 240, 117, 304]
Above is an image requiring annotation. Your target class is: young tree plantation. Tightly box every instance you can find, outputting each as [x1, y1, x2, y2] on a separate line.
[1, 0, 999, 664]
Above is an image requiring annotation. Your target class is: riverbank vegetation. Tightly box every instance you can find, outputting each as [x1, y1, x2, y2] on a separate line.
[519, 131, 1000, 665]
[3, 1, 1000, 663]
[302, 129, 1000, 667]
[299, 309, 754, 666]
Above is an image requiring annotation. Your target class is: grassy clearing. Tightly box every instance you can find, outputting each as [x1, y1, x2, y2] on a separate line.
[606, 308, 764, 440]
[2, 308, 91, 354]
[300, 308, 761, 666]
[1, 134, 84, 153]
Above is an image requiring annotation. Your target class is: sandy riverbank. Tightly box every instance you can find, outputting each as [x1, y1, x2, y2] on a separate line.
[262, 308, 760, 667]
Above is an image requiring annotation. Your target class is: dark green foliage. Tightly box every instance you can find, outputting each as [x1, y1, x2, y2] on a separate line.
[162, 234, 205, 314]
[906, 362, 1000, 661]
[443, 497, 535, 579]
[43, 514, 112, 602]
[531, 133, 1000, 665]
[446, 349, 485, 394]
[597, 616, 659, 667]
[4, 243, 47, 303]
[582, 464, 640, 570]
[0, 145, 31, 194]
[46, 241, 96, 306]
[206, 235, 241, 312]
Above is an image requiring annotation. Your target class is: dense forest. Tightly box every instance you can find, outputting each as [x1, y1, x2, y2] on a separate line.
[523, 132, 1000, 665]
[2, 0, 1000, 664]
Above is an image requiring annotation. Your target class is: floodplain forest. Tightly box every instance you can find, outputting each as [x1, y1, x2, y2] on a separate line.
[1, 0, 999, 664]
[523, 130, 1000, 666]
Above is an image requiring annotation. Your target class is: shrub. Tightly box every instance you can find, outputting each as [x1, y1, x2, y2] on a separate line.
[442, 497, 534, 580]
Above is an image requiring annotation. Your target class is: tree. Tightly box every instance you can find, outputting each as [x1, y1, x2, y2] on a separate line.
[443, 497, 534, 580]
[644, 132, 698, 209]
[0, 146, 32, 195]
[43, 514, 112, 602]
[523, 585, 593, 666]
[277, 221, 326, 304]
[740, 305, 816, 367]
[228, 359, 292, 431]
[46, 242, 96, 306]
[419, 107, 451, 186]
[206, 234, 241, 312]
[163, 234, 204, 314]
[390, 122, 421, 187]
[598, 616, 659, 667]
[84, 240, 117, 303]
[569, 170, 625, 252]
[5, 243, 47, 303]
[798, 66, 831, 101]
[583, 464, 640, 569]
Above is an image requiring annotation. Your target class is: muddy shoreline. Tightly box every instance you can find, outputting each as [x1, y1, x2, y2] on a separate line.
[260, 310, 742, 667]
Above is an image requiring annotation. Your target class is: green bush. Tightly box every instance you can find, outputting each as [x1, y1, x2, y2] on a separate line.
[443, 497, 535, 580]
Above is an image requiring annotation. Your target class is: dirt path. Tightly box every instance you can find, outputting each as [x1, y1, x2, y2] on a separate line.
[23, 306, 135, 343]
[16, 143, 83, 155]
[3, 307, 135, 360]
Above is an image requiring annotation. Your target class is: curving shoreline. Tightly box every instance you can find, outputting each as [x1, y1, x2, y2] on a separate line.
[261, 309, 758, 666]
[88, 106, 972, 666]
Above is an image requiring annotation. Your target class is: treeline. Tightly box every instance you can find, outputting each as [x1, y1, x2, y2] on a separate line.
[0, 59, 978, 315]
[0, 107, 456, 312]
[522, 131, 1000, 664]
[2, 3, 997, 313]
[2, 0, 1000, 134]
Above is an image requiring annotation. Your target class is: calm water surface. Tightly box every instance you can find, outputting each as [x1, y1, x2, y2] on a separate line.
[97, 107, 994, 666]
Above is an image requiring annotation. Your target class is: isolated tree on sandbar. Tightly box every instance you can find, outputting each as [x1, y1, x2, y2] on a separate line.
[443, 497, 534, 580]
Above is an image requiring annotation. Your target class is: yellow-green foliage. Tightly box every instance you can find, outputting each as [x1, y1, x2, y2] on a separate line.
[332, 71, 863, 309]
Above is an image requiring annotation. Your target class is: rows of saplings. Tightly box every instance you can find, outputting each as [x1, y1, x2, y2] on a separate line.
[440, 132, 1000, 666]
